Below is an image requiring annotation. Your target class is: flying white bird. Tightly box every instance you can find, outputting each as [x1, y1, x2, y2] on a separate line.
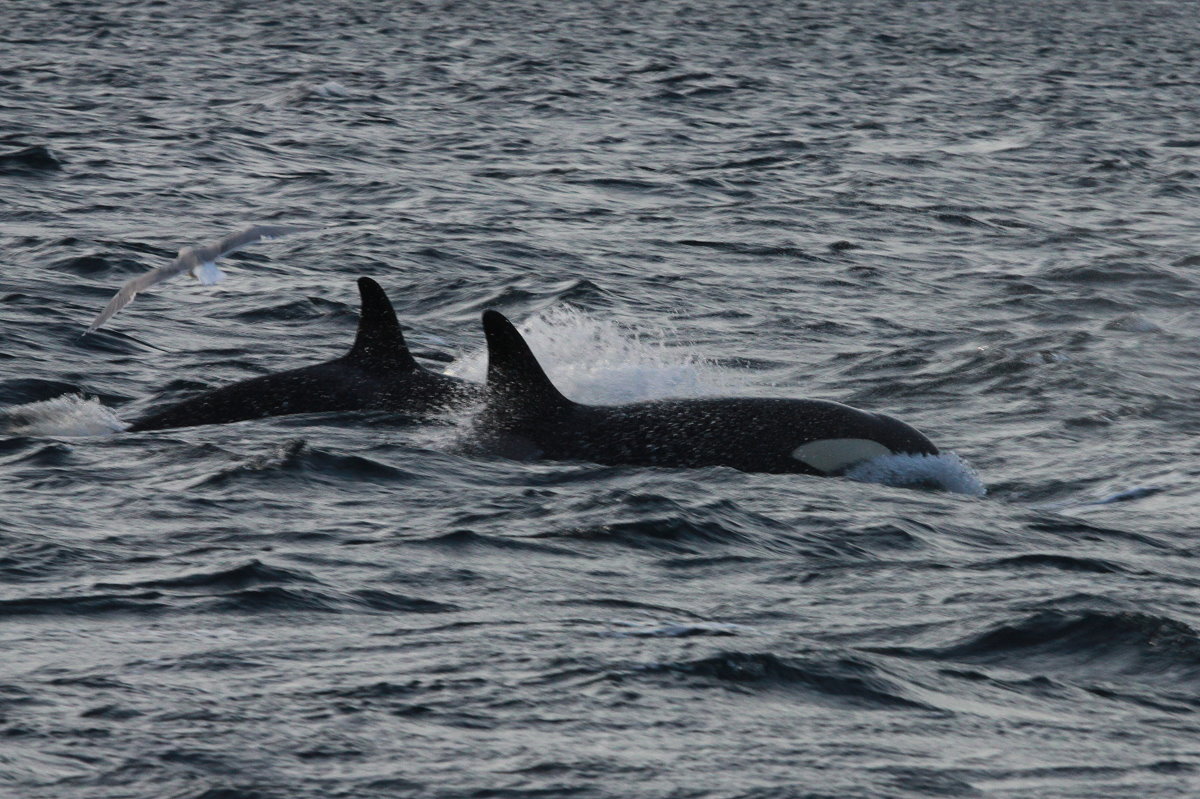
[85, 224, 316, 333]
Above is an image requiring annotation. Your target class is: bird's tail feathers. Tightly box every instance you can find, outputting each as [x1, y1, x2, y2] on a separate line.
[193, 261, 227, 285]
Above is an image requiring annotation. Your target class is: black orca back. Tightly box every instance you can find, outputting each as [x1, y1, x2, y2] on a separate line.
[126, 278, 457, 432]
[474, 309, 940, 475]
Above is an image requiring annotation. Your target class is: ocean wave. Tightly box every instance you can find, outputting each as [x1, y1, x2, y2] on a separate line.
[845, 452, 986, 496]
[203, 585, 458, 615]
[969, 553, 1129, 574]
[3, 569, 461, 619]
[634, 650, 935, 710]
[187, 440, 418, 488]
[603, 620, 750, 638]
[408, 530, 579, 556]
[554, 516, 755, 554]
[879, 608, 1200, 685]
[0, 591, 167, 618]
[0, 539, 107, 582]
[1, 394, 127, 437]
[0, 144, 62, 173]
[95, 559, 321, 591]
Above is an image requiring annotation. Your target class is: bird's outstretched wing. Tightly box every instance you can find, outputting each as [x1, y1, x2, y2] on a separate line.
[85, 224, 316, 333]
[198, 224, 317, 262]
[85, 252, 198, 334]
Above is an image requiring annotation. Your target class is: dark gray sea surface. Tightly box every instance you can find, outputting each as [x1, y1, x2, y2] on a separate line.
[3, 0, 1200, 796]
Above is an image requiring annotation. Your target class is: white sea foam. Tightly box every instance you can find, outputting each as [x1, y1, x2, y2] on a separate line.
[447, 306, 744, 404]
[844, 452, 987, 496]
[2, 394, 128, 437]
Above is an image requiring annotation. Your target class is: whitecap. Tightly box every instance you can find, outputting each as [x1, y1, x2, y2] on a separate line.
[2, 394, 127, 437]
[844, 452, 986, 496]
[447, 305, 746, 404]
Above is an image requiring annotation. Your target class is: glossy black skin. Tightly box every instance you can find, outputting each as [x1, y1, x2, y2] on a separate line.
[477, 310, 938, 476]
[126, 361, 474, 432]
[127, 278, 480, 432]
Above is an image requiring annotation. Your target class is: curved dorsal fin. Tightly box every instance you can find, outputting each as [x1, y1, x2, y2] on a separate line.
[346, 277, 418, 371]
[482, 309, 572, 416]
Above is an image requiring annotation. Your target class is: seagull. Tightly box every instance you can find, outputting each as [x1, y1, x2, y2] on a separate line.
[85, 224, 316, 333]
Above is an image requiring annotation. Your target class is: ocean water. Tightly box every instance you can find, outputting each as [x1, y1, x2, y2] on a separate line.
[3, 1, 1200, 796]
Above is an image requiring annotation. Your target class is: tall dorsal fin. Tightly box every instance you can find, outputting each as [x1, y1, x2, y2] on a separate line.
[482, 309, 573, 416]
[346, 277, 418, 371]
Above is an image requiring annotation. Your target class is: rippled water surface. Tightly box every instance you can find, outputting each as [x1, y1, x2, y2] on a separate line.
[4, 1, 1200, 797]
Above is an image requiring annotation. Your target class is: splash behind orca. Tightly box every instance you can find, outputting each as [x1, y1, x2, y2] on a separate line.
[475, 309, 938, 476]
[127, 278, 480, 432]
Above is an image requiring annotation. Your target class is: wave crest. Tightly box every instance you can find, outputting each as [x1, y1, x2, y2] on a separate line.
[2, 394, 127, 437]
[447, 305, 743, 404]
[845, 452, 986, 496]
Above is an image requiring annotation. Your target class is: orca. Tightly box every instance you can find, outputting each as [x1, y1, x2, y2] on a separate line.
[475, 309, 939, 476]
[126, 278, 480, 432]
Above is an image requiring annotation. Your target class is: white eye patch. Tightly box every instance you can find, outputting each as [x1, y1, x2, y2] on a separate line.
[791, 438, 891, 473]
